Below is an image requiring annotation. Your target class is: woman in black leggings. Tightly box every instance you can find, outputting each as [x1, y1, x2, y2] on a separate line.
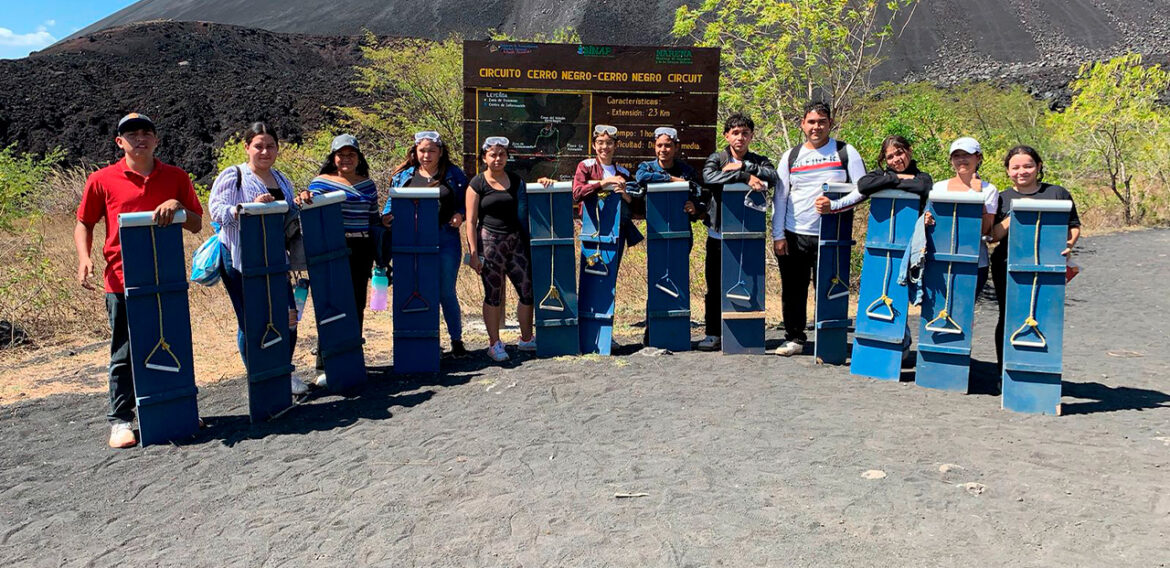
[465, 136, 535, 362]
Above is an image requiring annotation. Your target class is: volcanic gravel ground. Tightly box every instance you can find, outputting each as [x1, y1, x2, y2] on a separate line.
[0, 230, 1167, 566]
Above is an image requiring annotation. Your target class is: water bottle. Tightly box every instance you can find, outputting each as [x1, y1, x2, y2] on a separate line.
[370, 267, 389, 311]
[293, 278, 310, 321]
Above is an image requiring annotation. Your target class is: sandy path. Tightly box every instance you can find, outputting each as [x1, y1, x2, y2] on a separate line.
[0, 229, 1167, 567]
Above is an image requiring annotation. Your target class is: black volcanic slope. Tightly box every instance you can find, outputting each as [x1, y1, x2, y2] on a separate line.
[1, 22, 375, 180]
[66, 0, 1170, 79]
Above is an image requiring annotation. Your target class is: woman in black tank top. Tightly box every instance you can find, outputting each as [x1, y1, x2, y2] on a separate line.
[465, 137, 535, 362]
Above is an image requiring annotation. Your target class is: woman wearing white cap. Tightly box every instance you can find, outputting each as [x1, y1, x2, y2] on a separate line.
[208, 122, 310, 394]
[301, 134, 379, 386]
[382, 131, 470, 357]
[931, 136, 999, 295]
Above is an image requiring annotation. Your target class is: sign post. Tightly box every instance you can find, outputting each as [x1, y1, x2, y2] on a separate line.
[462, 41, 720, 180]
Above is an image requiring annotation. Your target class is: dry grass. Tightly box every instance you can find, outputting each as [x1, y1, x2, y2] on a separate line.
[0, 170, 1153, 405]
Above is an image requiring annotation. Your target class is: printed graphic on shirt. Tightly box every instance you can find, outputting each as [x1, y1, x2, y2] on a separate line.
[773, 140, 866, 238]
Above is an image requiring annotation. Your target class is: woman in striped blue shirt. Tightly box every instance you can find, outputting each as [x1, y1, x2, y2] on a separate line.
[302, 135, 379, 387]
[307, 134, 379, 326]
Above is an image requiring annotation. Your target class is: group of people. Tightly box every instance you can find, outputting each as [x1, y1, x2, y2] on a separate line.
[76, 101, 1081, 448]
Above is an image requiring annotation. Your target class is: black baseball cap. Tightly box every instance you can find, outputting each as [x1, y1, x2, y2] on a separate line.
[117, 113, 156, 135]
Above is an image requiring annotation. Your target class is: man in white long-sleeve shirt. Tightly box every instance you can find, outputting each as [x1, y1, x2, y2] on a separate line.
[771, 101, 867, 356]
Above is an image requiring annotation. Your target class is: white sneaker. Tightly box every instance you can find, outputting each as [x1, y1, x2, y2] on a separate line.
[517, 337, 537, 352]
[315, 373, 328, 388]
[487, 341, 510, 362]
[696, 335, 720, 351]
[774, 340, 803, 357]
[108, 422, 137, 449]
[291, 376, 310, 395]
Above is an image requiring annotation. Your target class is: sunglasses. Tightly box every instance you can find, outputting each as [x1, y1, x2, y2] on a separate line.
[482, 136, 510, 150]
[653, 127, 679, 141]
[593, 124, 618, 137]
[414, 131, 442, 144]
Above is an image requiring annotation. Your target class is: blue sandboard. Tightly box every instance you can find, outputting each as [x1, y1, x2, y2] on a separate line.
[299, 191, 367, 391]
[578, 188, 624, 355]
[118, 211, 199, 446]
[1001, 199, 1073, 415]
[238, 202, 295, 421]
[851, 190, 921, 380]
[527, 182, 580, 357]
[915, 190, 985, 392]
[814, 183, 856, 365]
[645, 181, 692, 352]
[721, 183, 766, 355]
[390, 188, 441, 374]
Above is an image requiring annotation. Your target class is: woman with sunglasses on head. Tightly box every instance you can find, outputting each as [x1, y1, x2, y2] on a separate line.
[382, 131, 470, 358]
[465, 136, 535, 362]
[209, 122, 310, 394]
[986, 145, 1080, 367]
[567, 124, 642, 354]
[298, 134, 379, 387]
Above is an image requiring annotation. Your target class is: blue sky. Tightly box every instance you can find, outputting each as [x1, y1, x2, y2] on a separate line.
[0, 1, 136, 59]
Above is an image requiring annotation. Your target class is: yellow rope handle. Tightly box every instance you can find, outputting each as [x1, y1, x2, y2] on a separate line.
[259, 216, 283, 348]
[926, 205, 962, 333]
[540, 192, 562, 307]
[143, 225, 181, 372]
[1009, 213, 1047, 347]
[864, 200, 899, 321]
[825, 211, 850, 299]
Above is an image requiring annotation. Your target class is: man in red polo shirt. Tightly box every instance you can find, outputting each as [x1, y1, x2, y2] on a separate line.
[75, 113, 204, 449]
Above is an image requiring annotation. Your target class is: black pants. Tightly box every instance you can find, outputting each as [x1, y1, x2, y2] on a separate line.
[703, 236, 722, 337]
[105, 293, 135, 424]
[347, 234, 376, 330]
[990, 249, 1008, 366]
[776, 231, 820, 343]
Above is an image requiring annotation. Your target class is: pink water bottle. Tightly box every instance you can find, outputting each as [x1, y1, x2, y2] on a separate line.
[370, 267, 389, 311]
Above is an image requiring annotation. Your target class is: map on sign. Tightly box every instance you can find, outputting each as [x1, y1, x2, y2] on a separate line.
[475, 89, 591, 179]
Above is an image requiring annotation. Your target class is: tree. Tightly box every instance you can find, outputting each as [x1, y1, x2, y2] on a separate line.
[336, 28, 581, 162]
[673, 0, 917, 156]
[1050, 53, 1170, 225]
[338, 32, 465, 158]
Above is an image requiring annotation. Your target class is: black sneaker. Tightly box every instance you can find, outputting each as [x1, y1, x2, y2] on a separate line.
[448, 340, 469, 358]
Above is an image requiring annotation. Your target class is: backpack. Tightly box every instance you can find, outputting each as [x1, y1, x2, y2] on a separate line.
[190, 167, 242, 286]
[786, 139, 851, 183]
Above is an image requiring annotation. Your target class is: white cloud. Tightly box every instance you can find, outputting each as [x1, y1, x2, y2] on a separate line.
[0, 27, 57, 48]
[44, 20, 57, 27]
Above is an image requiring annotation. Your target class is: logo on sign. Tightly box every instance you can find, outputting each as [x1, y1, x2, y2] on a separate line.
[655, 48, 694, 65]
[492, 42, 538, 55]
[577, 45, 614, 58]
